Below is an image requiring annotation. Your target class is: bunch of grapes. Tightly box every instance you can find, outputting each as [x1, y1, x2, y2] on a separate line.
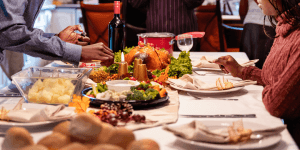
[93, 102, 146, 126]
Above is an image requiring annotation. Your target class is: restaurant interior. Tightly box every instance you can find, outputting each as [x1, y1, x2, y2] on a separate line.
[0, 0, 299, 149]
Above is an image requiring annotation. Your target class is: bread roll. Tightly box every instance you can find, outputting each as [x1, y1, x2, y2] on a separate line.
[37, 132, 71, 149]
[53, 121, 71, 136]
[21, 145, 48, 150]
[105, 127, 135, 149]
[84, 143, 96, 149]
[97, 122, 116, 144]
[69, 113, 103, 143]
[91, 144, 124, 150]
[2, 127, 34, 150]
[60, 142, 89, 150]
[127, 139, 159, 150]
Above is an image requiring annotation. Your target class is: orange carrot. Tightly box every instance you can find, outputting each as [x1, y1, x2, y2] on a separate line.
[159, 88, 167, 97]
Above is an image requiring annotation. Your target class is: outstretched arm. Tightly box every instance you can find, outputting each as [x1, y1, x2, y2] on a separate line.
[0, 0, 81, 65]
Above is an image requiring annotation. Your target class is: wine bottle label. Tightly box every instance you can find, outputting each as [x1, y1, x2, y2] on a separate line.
[114, 1, 120, 14]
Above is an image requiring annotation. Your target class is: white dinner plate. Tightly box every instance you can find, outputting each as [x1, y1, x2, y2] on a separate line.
[175, 121, 282, 149]
[170, 83, 244, 94]
[0, 103, 70, 127]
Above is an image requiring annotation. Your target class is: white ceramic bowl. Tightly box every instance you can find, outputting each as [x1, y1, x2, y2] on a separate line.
[106, 80, 140, 93]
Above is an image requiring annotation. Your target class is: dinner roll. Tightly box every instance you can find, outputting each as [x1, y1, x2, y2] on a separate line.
[37, 132, 71, 149]
[97, 122, 116, 143]
[53, 121, 71, 136]
[127, 139, 160, 150]
[21, 145, 48, 150]
[69, 113, 103, 143]
[91, 144, 124, 150]
[105, 127, 135, 149]
[2, 127, 34, 150]
[60, 142, 89, 150]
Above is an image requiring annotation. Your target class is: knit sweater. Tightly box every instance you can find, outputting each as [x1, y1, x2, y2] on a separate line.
[240, 14, 300, 120]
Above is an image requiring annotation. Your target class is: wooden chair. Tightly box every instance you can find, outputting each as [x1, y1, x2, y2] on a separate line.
[80, 2, 122, 46]
[194, 0, 226, 52]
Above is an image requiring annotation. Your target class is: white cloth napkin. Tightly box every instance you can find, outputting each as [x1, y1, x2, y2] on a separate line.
[168, 74, 257, 90]
[192, 56, 259, 69]
[164, 120, 286, 143]
[6, 105, 75, 123]
[192, 56, 220, 69]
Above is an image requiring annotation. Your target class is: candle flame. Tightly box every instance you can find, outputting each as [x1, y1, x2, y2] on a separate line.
[121, 52, 125, 62]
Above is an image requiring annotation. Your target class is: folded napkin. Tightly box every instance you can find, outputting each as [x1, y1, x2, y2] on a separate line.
[164, 120, 286, 144]
[6, 105, 75, 123]
[192, 56, 259, 69]
[168, 74, 257, 90]
[192, 56, 220, 69]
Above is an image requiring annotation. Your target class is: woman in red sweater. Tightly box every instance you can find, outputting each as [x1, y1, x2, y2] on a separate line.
[214, 0, 300, 146]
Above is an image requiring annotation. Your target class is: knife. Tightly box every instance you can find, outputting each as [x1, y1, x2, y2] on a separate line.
[180, 114, 256, 118]
[0, 93, 22, 97]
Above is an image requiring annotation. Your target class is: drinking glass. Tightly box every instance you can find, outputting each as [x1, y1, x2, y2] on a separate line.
[177, 34, 193, 52]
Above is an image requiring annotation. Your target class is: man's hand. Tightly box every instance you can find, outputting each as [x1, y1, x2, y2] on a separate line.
[58, 25, 90, 46]
[81, 42, 114, 67]
[212, 55, 244, 77]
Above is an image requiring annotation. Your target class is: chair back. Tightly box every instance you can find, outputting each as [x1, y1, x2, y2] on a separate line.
[80, 2, 122, 46]
[194, 0, 226, 52]
[122, 0, 147, 47]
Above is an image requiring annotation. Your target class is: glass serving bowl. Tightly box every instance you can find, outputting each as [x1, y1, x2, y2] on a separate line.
[11, 67, 92, 104]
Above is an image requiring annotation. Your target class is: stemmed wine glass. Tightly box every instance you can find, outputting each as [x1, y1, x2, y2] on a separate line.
[177, 34, 193, 52]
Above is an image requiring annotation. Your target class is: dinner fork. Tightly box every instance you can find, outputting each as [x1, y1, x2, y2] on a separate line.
[187, 93, 238, 101]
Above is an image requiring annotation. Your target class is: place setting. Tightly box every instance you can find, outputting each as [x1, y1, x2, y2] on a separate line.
[168, 74, 257, 94]
[164, 119, 286, 149]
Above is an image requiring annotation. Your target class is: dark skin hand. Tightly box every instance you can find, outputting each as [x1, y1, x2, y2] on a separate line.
[58, 25, 90, 46]
[81, 42, 114, 67]
[212, 55, 245, 77]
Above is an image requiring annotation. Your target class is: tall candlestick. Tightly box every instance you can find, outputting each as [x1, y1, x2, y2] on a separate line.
[118, 62, 128, 78]
[133, 59, 143, 78]
[137, 64, 148, 82]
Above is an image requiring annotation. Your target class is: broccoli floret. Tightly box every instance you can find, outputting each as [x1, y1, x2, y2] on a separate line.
[137, 82, 151, 90]
[145, 88, 160, 99]
[123, 77, 130, 80]
[132, 90, 145, 100]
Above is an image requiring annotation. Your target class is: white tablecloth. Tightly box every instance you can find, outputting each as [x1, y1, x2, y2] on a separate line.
[0, 52, 298, 150]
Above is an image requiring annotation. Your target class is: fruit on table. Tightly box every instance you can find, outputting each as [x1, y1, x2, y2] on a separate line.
[129, 77, 136, 81]
[79, 63, 87, 67]
[125, 43, 170, 71]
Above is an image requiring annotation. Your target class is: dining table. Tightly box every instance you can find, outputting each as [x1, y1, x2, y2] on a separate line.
[0, 51, 298, 150]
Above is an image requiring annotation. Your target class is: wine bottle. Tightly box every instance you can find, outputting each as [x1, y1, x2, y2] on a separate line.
[108, 1, 125, 53]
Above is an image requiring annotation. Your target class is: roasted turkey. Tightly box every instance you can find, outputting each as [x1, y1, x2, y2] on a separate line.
[125, 43, 171, 71]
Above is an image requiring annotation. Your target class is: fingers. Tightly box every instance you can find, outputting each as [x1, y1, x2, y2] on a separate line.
[67, 25, 83, 32]
[78, 36, 90, 43]
[94, 42, 114, 57]
[77, 41, 89, 46]
[97, 50, 114, 59]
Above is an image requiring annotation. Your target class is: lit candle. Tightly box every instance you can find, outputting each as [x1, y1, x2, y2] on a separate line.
[121, 52, 125, 63]
[118, 52, 128, 78]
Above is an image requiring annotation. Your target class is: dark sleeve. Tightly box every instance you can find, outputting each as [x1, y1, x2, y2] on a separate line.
[128, 0, 149, 8]
[183, 0, 204, 9]
[240, 66, 265, 86]
[0, 0, 81, 65]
